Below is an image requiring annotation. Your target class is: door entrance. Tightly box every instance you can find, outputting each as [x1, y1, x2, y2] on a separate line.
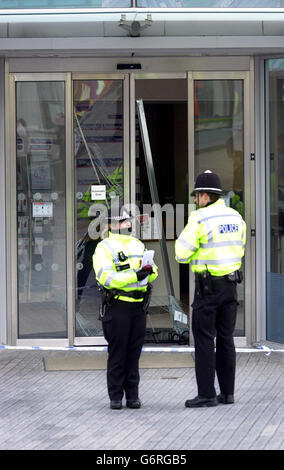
[133, 77, 190, 344]
[9, 69, 251, 347]
[73, 75, 190, 345]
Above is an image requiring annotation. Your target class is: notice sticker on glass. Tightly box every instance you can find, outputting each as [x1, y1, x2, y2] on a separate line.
[174, 310, 188, 325]
[91, 185, 106, 201]
[32, 202, 53, 218]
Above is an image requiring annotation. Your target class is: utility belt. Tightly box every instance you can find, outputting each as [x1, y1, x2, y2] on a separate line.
[100, 287, 146, 304]
[195, 269, 243, 296]
[98, 284, 153, 317]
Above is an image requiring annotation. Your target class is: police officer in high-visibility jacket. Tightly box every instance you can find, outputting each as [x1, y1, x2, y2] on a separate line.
[93, 208, 158, 410]
[175, 170, 246, 408]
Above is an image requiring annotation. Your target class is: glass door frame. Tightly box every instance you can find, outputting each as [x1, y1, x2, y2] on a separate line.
[6, 72, 130, 347]
[7, 72, 72, 347]
[6, 69, 255, 347]
[72, 73, 130, 346]
[188, 71, 255, 346]
[129, 70, 254, 345]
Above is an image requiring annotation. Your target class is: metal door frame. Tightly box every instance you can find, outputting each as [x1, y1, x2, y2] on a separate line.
[72, 73, 130, 346]
[188, 70, 255, 346]
[5, 67, 254, 347]
[129, 70, 254, 346]
[6, 71, 72, 347]
[6, 71, 130, 347]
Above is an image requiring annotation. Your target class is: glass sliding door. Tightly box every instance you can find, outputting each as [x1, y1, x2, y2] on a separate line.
[266, 59, 284, 343]
[11, 73, 128, 345]
[73, 77, 126, 341]
[10, 70, 251, 346]
[16, 80, 67, 338]
[191, 75, 246, 336]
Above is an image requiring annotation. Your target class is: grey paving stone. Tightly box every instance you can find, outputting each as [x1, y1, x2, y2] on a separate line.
[0, 349, 283, 450]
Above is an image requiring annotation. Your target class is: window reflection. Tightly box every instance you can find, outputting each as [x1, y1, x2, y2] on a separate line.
[74, 79, 124, 337]
[266, 60, 284, 343]
[16, 82, 67, 338]
[194, 79, 245, 335]
[194, 80, 244, 215]
[0, 1, 131, 9]
[1, 0, 281, 8]
[137, 1, 281, 7]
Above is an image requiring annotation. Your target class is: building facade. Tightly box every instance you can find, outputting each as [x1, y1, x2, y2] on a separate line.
[0, 1, 284, 348]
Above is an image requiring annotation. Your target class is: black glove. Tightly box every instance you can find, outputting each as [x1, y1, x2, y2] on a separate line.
[136, 265, 153, 281]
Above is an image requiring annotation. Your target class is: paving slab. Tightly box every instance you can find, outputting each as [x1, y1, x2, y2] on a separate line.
[0, 349, 283, 450]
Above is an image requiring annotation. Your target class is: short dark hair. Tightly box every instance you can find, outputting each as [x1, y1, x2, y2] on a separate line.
[197, 191, 220, 204]
[208, 193, 220, 204]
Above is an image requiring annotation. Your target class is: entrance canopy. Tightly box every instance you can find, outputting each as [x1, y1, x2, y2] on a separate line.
[0, 6, 284, 57]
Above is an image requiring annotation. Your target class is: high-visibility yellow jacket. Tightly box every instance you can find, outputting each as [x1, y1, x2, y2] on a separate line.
[175, 199, 246, 276]
[93, 232, 158, 302]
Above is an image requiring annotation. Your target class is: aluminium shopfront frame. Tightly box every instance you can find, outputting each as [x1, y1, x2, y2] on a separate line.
[3, 57, 255, 348]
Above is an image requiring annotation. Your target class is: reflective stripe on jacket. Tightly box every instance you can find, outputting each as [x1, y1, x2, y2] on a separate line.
[175, 198, 246, 276]
[93, 232, 158, 302]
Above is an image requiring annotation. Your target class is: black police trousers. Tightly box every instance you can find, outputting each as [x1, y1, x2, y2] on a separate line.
[102, 300, 146, 401]
[192, 277, 238, 398]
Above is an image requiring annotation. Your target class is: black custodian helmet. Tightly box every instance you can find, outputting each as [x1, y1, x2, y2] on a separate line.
[191, 170, 224, 196]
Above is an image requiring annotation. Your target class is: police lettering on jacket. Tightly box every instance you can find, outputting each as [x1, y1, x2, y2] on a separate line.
[175, 198, 246, 277]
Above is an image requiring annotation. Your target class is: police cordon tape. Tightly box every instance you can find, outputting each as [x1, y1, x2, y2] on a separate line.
[0, 344, 283, 355]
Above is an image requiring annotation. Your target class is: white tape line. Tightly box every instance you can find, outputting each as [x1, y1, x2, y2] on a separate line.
[0, 344, 283, 354]
[0, 345, 108, 352]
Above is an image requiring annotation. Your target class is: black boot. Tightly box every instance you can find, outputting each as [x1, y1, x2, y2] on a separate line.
[217, 394, 234, 404]
[185, 395, 218, 408]
[126, 399, 141, 409]
[110, 400, 122, 410]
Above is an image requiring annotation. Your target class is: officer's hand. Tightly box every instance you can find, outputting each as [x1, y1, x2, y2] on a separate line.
[136, 265, 153, 281]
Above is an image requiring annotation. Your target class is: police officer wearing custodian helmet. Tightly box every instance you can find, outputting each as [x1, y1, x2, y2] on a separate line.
[175, 171, 246, 408]
[93, 208, 158, 410]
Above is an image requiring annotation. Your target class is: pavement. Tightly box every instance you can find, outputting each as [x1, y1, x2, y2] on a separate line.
[0, 345, 283, 451]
